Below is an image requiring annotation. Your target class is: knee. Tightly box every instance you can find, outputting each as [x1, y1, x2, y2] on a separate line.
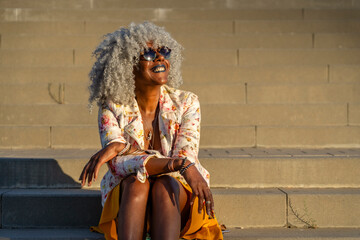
[121, 175, 150, 203]
[151, 176, 180, 204]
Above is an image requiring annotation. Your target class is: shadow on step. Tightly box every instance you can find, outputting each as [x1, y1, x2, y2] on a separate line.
[0, 158, 81, 188]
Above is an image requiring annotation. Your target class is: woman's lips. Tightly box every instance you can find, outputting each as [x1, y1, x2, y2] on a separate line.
[151, 64, 166, 73]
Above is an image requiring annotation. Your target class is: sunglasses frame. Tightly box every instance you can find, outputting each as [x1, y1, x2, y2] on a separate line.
[141, 47, 171, 61]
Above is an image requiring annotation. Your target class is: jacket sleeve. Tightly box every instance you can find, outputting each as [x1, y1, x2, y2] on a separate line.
[98, 103, 156, 183]
[171, 93, 210, 185]
[98, 103, 126, 147]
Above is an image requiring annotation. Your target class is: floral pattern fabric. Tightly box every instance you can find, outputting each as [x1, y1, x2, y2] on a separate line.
[98, 85, 210, 205]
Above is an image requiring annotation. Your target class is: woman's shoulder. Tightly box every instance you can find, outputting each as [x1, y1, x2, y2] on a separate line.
[100, 100, 138, 117]
[162, 85, 199, 106]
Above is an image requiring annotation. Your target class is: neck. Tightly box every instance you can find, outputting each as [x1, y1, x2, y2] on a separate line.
[135, 85, 161, 115]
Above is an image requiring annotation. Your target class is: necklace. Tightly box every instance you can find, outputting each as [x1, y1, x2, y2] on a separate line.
[141, 105, 159, 149]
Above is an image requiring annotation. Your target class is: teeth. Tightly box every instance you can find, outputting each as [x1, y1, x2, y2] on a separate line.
[153, 66, 165, 73]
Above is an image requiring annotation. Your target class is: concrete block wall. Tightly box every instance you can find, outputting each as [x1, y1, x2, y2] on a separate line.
[1, 1, 360, 149]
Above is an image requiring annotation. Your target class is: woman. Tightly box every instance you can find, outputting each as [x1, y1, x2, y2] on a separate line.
[79, 22, 223, 240]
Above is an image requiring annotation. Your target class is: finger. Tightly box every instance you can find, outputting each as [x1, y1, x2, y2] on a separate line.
[87, 158, 98, 186]
[204, 188, 212, 217]
[81, 163, 90, 186]
[190, 191, 197, 206]
[210, 189, 215, 215]
[197, 189, 204, 214]
[79, 165, 86, 181]
[93, 161, 102, 181]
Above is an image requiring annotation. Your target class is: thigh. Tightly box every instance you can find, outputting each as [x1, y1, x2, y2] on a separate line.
[151, 176, 190, 226]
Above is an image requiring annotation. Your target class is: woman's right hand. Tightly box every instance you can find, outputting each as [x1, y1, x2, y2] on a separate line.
[79, 142, 123, 186]
[181, 161, 214, 218]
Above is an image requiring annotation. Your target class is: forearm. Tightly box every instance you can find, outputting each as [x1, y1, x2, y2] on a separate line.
[145, 158, 190, 176]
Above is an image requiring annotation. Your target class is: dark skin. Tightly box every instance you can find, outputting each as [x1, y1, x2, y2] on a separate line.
[79, 42, 214, 240]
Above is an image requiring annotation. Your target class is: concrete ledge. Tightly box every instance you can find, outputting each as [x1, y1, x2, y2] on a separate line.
[235, 20, 360, 33]
[329, 64, 360, 83]
[238, 49, 360, 66]
[257, 126, 360, 148]
[224, 227, 360, 239]
[0, 188, 286, 228]
[2, 189, 102, 228]
[1, 148, 359, 188]
[0, 126, 50, 149]
[0, 64, 329, 85]
[0, 228, 104, 240]
[213, 188, 286, 228]
[1, 227, 360, 240]
[0, 8, 303, 21]
[282, 188, 360, 228]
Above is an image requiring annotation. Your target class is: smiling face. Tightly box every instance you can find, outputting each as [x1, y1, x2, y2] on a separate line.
[133, 42, 171, 88]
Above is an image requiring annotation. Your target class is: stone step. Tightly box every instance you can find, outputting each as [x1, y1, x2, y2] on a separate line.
[0, 64, 338, 84]
[0, 33, 315, 49]
[2, 83, 360, 105]
[315, 33, 360, 48]
[0, 103, 353, 127]
[2, 49, 360, 67]
[236, 49, 360, 66]
[0, 20, 234, 35]
[1, 228, 360, 240]
[6, 8, 360, 21]
[2, 0, 360, 9]
[235, 20, 360, 33]
[2, 8, 360, 22]
[1, 125, 360, 148]
[246, 83, 360, 104]
[1, 148, 359, 188]
[0, 228, 105, 240]
[2, 20, 360, 36]
[0, 83, 246, 104]
[1, 188, 360, 228]
[0, 188, 286, 228]
[0, 8, 305, 22]
[2, 33, 360, 50]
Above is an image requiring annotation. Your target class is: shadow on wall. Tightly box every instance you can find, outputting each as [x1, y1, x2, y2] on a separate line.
[0, 158, 81, 188]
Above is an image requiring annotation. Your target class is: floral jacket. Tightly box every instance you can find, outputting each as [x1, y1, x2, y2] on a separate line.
[98, 85, 210, 205]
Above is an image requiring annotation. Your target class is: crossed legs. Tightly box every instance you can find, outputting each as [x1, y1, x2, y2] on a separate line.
[118, 175, 190, 240]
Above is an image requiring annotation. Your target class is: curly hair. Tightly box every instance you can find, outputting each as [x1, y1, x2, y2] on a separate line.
[88, 21, 184, 108]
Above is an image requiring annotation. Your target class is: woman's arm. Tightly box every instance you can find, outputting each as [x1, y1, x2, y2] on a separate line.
[79, 141, 125, 186]
[154, 92, 214, 216]
[80, 103, 141, 186]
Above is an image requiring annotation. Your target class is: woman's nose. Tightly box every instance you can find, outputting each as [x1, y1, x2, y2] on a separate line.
[155, 51, 165, 61]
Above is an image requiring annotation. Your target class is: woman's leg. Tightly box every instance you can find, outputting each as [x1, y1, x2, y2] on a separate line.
[150, 175, 190, 240]
[118, 175, 150, 240]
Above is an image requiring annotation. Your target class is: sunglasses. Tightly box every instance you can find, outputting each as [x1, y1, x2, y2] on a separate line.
[140, 47, 171, 61]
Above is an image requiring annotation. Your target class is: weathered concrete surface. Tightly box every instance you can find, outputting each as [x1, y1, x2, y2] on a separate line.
[224, 227, 360, 240]
[282, 188, 360, 228]
[257, 126, 360, 148]
[0, 227, 360, 240]
[212, 188, 286, 228]
[1, 188, 285, 228]
[1, 148, 359, 188]
[0, 228, 105, 240]
[1, 189, 102, 228]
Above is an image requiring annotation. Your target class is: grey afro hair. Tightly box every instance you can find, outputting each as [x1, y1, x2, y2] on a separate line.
[88, 21, 184, 108]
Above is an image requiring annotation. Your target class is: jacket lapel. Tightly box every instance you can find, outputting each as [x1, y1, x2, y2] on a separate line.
[122, 86, 179, 155]
[123, 101, 145, 149]
[158, 86, 179, 156]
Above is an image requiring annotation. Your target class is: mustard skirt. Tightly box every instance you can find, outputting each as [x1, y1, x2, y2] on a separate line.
[91, 177, 223, 240]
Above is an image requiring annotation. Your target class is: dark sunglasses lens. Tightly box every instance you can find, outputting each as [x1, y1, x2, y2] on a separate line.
[143, 49, 156, 61]
[159, 47, 171, 59]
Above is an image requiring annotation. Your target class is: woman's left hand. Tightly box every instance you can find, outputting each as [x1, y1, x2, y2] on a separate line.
[79, 142, 121, 186]
[181, 163, 214, 218]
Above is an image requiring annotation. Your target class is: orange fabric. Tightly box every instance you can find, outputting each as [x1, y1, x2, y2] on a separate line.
[91, 180, 223, 240]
